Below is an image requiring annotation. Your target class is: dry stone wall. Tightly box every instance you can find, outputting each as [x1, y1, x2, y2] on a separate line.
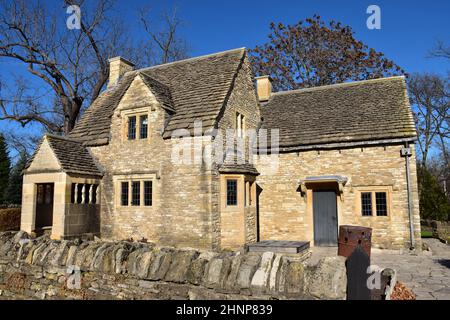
[0, 231, 346, 300]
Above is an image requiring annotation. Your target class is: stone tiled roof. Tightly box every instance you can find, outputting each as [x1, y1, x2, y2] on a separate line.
[47, 135, 102, 176]
[69, 48, 246, 145]
[218, 162, 260, 176]
[141, 48, 245, 138]
[139, 73, 175, 113]
[218, 153, 259, 176]
[261, 77, 416, 148]
[26, 135, 103, 176]
[69, 72, 136, 146]
[260, 76, 417, 150]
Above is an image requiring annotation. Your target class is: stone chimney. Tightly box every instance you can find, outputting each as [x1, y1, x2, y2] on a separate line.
[255, 75, 272, 102]
[108, 57, 135, 88]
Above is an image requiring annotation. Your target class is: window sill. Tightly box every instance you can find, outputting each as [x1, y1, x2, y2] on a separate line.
[361, 215, 389, 218]
[118, 206, 154, 209]
[126, 138, 148, 142]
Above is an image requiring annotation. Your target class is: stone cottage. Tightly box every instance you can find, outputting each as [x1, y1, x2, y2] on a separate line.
[20, 48, 421, 251]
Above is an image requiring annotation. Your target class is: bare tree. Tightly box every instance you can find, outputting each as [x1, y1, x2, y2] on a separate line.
[139, 6, 189, 65]
[0, 0, 136, 134]
[408, 73, 449, 167]
[429, 40, 450, 60]
[0, 0, 189, 139]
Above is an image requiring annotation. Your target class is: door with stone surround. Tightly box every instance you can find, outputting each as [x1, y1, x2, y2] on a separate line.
[35, 183, 54, 229]
[313, 190, 338, 246]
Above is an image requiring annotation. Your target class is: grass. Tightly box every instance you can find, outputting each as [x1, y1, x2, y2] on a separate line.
[421, 230, 434, 238]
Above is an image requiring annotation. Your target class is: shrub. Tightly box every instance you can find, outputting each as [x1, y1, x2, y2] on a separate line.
[0, 208, 21, 231]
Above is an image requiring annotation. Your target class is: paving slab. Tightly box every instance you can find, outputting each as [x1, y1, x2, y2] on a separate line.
[309, 239, 450, 300]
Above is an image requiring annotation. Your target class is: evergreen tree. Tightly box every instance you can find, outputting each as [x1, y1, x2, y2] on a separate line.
[0, 134, 11, 204]
[4, 151, 28, 205]
[418, 165, 450, 221]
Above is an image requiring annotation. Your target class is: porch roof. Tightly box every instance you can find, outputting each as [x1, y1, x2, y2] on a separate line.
[298, 175, 348, 194]
[300, 175, 348, 185]
[218, 152, 260, 176]
[26, 134, 103, 177]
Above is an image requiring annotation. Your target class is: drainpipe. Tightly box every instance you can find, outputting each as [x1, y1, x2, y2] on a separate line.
[401, 142, 415, 249]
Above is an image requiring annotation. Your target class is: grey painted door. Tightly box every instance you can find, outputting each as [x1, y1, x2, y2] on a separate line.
[313, 190, 338, 246]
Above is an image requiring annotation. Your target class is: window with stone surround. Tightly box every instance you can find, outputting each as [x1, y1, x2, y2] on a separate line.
[121, 182, 129, 206]
[361, 192, 372, 216]
[359, 189, 390, 217]
[131, 181, 140, 206]
[128, 116, 136, 140]
[117, 178, 155, 207]
[140, 115, 148, 139]
[144, 181, 152, 206]
[124, 110, 150, 142]
[227, 179, 238, 206]
[375, 192, 388, 216]
[236, 112, 245, 138]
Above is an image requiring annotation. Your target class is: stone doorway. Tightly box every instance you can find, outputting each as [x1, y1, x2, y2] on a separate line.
[35, 183, 54, 231]
[313, 189, 338, 246]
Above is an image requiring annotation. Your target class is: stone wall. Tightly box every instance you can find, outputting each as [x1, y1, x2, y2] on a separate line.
[214, 54, 261, 250]
[89, 75, 217, 249]
[64, 204, 100, 237]
[0, 232, 347, 300]
[89, 56, 261, 251]
[255, 144, 422, 250]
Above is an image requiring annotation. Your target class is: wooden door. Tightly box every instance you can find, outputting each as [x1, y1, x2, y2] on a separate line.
[313, 190, 338, 246]
[35, 183, 54, 229]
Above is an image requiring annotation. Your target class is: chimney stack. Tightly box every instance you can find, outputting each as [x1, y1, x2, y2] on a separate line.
[255, 75, 272, 102]
[108, 57, 135, 88]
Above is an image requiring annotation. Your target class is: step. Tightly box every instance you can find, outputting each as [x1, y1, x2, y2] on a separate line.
[247, 240, 310, 254]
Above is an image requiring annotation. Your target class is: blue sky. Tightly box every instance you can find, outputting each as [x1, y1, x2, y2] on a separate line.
[119, 0, 450, 75]
[0, 0, 449, 159]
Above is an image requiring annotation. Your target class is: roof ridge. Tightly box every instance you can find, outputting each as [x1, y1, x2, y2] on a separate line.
[138, 72, 170, 89]
[45, 133, 80, 143]
[136, 47, 246, 73]
[100, 70, 138, 92]
[138, 72, 176, 113]
[271, 76, 406, 97]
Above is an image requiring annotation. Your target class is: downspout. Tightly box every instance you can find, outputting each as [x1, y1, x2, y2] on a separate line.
[401, 142, 415, 249]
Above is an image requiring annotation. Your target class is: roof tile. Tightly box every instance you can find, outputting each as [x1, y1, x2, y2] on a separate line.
[260, 77, 417, 149]
[69, 48, 246, 145]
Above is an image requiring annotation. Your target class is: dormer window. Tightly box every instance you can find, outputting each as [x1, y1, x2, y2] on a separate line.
[125, 112, 149, 141]
[128, 116, 136, 140]
[140, 115, 148, 139]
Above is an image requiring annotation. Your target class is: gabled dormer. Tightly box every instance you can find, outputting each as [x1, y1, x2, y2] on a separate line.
[114, 72, 175, 144]
[69, 48, 247, 146]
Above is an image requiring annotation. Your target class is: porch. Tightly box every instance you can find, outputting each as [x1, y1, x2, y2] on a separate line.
[20, 134, 103, 240]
